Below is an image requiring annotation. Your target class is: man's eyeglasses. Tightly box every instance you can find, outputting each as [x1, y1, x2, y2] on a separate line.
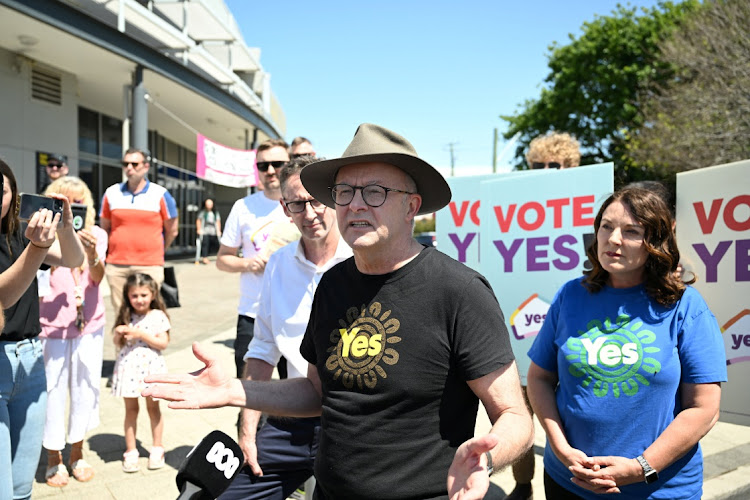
[284, 198, 326, 213]
[122, 161, 142, 168]
[256, 161, 287, 172]
[46, 163, 64, 169]
[330, 183, 415, 208]
[531, 161, 562, 170]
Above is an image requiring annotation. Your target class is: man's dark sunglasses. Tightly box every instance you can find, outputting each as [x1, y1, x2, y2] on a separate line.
[121, 161, 142, 167]
[47, 163, 64, 169]
[531, 161, 561, 170]
[290, 153, 315, 160]
[256, 161, 287, 172]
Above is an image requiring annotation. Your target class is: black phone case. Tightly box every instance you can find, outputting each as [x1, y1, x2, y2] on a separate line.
[19, 194, 64, 221]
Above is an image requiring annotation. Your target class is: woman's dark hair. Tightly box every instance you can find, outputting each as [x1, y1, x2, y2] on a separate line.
[626, 180, 675, 218]
[583, 186, 694, 306]
[113, 272, 169, 347]
[0, 160, 20, 255]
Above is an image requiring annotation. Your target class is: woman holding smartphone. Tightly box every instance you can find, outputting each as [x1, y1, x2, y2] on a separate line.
[0, 161, 84, 500]
[39, 176, 108, 487]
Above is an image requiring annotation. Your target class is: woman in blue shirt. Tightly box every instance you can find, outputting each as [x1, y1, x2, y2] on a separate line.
[527, 186, 726, 499]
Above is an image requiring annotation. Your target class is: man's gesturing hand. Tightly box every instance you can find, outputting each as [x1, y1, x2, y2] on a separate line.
[142, 342, 239, 409]
[447, 433, 500, 500]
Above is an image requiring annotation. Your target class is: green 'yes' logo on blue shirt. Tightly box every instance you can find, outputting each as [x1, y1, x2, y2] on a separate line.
[565, 314, 661, 398]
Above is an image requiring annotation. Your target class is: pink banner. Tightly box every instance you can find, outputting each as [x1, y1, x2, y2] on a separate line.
[196, 134, 258, 188]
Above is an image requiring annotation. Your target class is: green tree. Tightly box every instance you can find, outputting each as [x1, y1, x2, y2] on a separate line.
[501, 1, 699, 185]
[627, 0, 750, 174]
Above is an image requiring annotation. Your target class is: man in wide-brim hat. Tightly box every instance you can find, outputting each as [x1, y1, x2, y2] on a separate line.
[143, 123, 533, 499]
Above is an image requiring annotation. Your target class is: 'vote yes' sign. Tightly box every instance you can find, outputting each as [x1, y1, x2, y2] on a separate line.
[437, 164, 614, 385]
[677, 160, 750, 426]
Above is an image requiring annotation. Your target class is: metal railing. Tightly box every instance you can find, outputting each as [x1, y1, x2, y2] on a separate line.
[153, 158, 204, 255]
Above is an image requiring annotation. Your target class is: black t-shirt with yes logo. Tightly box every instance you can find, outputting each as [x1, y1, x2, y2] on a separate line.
[301, 247, 514, 500]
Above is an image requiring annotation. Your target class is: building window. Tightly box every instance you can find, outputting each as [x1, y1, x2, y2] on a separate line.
[78, 107, 99, 155]
[102, 115, 123, 159]
[77, 107, 123, 212]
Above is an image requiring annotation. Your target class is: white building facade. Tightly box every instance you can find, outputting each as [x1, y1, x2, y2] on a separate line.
[0, 0, 285, 252]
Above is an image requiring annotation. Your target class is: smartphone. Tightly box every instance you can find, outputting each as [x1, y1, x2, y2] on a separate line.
[19, 193, 64, 222]
[71, 203, 88, 232]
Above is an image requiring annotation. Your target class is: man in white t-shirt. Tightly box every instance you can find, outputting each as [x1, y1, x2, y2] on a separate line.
[220, 156, 351, 500]
[217, 139, 291, 379]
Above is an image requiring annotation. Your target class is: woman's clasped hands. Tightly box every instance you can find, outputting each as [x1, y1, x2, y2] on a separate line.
[567, 453, 646, 494]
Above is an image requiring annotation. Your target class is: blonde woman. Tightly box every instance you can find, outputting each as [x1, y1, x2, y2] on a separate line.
[526, 132, 581, 170]
[39, 176, 108, 487]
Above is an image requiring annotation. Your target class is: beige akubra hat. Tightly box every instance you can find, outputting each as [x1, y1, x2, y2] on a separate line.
[299, 123, 452, 215]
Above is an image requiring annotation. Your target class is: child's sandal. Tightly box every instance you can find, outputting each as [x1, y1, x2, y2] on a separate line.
[122, 449, 140, 473]
[148, 446, 165, 470]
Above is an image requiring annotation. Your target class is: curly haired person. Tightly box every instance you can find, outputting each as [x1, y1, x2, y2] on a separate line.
[526, 132, 581, 170]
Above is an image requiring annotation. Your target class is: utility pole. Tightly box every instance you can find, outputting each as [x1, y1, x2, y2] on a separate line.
[492, 128, 498, 173]
[447, 142, 457, 177]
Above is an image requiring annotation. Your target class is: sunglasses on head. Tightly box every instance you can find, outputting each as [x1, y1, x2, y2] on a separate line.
[531, 161, 562, 170]
[256, 161, 287, 172]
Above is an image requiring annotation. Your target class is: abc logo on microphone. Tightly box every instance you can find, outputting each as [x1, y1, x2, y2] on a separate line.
[176, 430, 245, 499]
[206, 440, 240, 479]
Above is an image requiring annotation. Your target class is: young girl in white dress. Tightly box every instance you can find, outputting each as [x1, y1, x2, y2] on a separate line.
[111, 272, 170, 473]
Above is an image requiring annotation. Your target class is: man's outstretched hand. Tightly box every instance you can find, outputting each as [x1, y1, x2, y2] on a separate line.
[447, 433, 500, 500]
[142, 342, 240, 409]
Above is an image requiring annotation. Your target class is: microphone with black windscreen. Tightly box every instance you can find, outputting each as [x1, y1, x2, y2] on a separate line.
[176, 430, 244, 499]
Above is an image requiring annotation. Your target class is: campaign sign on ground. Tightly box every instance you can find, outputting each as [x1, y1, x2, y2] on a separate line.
[676, 159, 750, 426]
[436, 173, 537, 270]
[479, 163, 614, 384]
[196, 134, 258, 188]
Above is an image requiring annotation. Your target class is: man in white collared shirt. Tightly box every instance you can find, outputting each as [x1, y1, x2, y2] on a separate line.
[219, 156, 352, 500]
[218, 139, 290, 379]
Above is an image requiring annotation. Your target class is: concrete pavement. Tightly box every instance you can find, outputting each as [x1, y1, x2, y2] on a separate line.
[31, 259, 750, 499]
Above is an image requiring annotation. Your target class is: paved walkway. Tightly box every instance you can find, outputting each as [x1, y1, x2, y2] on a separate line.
[31, 260, 750, 499]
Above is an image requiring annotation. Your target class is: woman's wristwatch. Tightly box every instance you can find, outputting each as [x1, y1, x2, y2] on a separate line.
[636, 455, 658, 484]
[88, 256, 100, 267]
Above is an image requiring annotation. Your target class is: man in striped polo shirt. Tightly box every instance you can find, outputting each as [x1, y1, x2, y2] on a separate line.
[99, 147, 179, 310]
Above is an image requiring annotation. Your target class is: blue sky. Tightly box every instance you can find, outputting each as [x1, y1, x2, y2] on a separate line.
[225, 0, 661, 177]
